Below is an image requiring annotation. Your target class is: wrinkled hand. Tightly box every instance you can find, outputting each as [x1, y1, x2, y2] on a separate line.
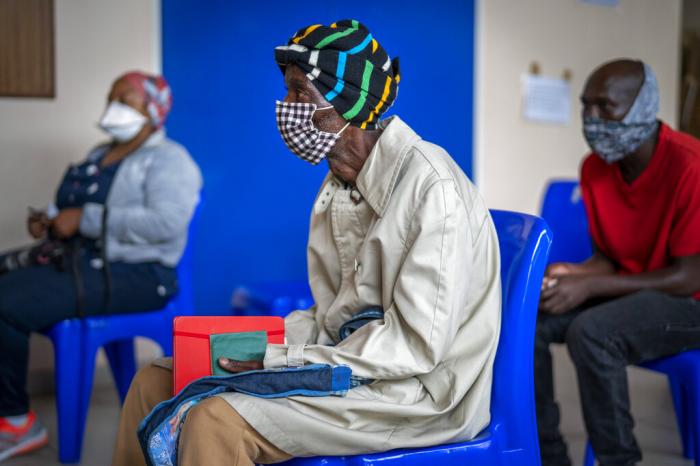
[539, 275, 592, 315]
[27, 212, 50, 239]
[217, 358, 264, 374]
[51, 208, 83, 239]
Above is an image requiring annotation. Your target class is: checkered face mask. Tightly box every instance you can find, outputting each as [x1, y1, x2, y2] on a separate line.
[276, 100, 350, 165]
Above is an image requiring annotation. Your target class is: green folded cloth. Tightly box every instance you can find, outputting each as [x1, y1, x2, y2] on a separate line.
[210, 331, 268, 376]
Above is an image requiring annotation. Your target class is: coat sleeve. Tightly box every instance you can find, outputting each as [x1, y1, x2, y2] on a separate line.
[79, 148, 202, 243]
[264, 179, 467, 379]
[284, 306, 319, 346]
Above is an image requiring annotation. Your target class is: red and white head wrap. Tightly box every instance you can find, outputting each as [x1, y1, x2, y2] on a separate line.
[118, 71, 172, 129]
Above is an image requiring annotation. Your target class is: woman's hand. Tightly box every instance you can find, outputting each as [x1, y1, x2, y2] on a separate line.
[217, 358, 264, 374]
[27, 211, 50, 239]
[51, 208, 83, 239]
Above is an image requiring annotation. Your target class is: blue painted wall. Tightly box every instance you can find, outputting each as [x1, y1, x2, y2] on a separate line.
[162, 0, 475, 312]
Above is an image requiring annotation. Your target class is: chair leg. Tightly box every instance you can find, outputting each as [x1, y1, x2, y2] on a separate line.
[48, 320, 83, 464]
[691, 375, 700, 466]
[584, 441, 595, 466]
[76, 341, 99, 461]
[669, 378, 694, 459]
[104, 339, 137, 404]
[668, 375, 695, 459]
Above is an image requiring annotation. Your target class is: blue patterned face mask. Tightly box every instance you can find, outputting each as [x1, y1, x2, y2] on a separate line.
[583, 63, 660, 164]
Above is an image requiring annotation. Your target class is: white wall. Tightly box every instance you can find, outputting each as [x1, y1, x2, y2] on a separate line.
[0, 0, 160, 250]
[0, 0, 160, 381]
[475, 0, 682, 215]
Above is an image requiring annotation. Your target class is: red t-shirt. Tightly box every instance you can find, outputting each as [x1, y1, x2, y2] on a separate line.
[580, 123, 700, 299]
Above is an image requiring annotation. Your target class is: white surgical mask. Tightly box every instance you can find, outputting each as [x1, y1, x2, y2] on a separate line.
[98, 101, 148, 142]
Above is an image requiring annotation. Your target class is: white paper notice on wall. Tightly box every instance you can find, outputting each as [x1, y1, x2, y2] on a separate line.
[521, 74, 572, 125]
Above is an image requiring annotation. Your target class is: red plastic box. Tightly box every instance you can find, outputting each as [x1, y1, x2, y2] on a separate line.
[172, 316, 285, 394]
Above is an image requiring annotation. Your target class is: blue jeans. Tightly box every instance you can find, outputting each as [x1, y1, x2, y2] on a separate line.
[0, 249, 177, 416]
[535, 290, 700, 466]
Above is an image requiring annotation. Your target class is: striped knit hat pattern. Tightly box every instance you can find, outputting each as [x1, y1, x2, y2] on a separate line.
[275, 19, 400, 130]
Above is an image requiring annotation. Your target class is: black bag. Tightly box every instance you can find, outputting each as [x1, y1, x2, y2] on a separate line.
[0, 209, 111, 317]
[0, 239, 70, 274]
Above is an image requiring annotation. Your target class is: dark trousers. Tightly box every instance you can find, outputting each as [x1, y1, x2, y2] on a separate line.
[0, 250, 177, 416]
[535, 290, 700, 466]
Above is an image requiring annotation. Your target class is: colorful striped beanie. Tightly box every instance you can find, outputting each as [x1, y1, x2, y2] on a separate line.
[275, 19, 400, 130]
[118, 71, 172, 129]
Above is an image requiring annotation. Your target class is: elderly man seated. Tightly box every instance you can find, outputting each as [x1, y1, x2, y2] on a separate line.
[536, 60, 700, 466]
[112, 20, 501, 466]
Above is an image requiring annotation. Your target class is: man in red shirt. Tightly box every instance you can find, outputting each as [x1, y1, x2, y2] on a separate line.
[535, 59, 700, 466]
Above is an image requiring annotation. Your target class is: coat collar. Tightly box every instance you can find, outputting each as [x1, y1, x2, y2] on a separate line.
[143, 129, 166, 147]
[354, 116, 421, 217]
[90, 129, 167, 162]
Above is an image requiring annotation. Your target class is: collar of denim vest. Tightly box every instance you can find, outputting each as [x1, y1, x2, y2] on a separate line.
[354, 115, 422, 217]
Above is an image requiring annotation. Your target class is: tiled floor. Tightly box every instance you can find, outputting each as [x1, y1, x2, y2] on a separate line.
[6, 346, 694, 465]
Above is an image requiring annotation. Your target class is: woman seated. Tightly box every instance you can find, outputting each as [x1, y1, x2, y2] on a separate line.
[0, 71, 202, 462]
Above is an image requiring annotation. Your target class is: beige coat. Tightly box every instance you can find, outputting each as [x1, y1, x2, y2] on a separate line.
[221, 116, 501, 457]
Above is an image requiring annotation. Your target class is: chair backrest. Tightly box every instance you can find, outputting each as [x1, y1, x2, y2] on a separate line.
[168, 201, 201, 315]
[489, 210, 552, 450]
[540, 180, 592, 264]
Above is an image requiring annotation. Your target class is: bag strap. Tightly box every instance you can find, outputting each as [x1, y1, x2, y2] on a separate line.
[69, 238, 86, 317]
[100, 206, 112, 313]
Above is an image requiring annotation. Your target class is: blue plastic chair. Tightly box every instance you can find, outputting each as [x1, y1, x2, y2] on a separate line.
[231, 280, 313, 317]
[539, 180, 699, 466]
[540, 179, 593, 264]
[245, 209, 552, 466]
[42, 217, 198, 464]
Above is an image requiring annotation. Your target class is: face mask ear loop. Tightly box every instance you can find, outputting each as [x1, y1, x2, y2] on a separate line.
[310, 104, 350, 135]
[310, 104, 333, 119]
